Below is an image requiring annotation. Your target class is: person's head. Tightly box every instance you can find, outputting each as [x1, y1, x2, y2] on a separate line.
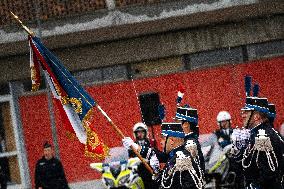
[181, 121, 190, 133]
[43, 142, 53, 160]
[175, 106, 199, 135]
[160, 122, 184, 154]
[217, 111, 231, 129]
[160, 135, 184, 154]
[241, 110, 269, 129]
[241, 97, 270, 129]
[181, 121, 199, 135]
[133, 122, 148, 141]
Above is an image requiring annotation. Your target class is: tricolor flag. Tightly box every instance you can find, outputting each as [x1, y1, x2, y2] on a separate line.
[28, 35, 109, 159]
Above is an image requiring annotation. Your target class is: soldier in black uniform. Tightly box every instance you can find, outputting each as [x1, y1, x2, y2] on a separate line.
[35, 142, 69, 189]
[241, 97, 284, 189]
[234, 78, 284, 189]
[123, 122, 205, 189]
[175, 105, 205, 173]
[122, 89, 205, 188]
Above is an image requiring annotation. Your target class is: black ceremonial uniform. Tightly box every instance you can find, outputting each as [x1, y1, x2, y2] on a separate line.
[175, 105, 205, 174]
[238, 82, 284, 189]
[184, 132, 205, 172]
[141, 123, 205, 189]
[242, 122, 284, 189]
[157, 140, 204, 189]
[231, 76, 284, 189]
[35, 157, 69, 189]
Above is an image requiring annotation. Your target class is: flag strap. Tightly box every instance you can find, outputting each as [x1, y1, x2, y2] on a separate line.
[96, 104, 154, 175]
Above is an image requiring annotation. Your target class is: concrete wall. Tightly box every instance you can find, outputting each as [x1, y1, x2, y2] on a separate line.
[0, 14, 283, 84]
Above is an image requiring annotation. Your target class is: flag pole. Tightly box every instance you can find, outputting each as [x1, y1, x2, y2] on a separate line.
[96, 104, 154, 174]
[10, 12, 154, 175]
[10, 11, 35, 36]
[10, 11, 62, 159]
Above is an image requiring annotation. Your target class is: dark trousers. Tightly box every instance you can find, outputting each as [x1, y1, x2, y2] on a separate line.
[0, 182, 7, 189]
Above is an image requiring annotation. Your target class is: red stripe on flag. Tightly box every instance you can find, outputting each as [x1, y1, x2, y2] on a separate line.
[53, 98, 76, 138]
[29, 36, 67, 98]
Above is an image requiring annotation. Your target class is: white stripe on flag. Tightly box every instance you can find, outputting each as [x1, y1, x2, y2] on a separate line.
[44, 71, 87, 144]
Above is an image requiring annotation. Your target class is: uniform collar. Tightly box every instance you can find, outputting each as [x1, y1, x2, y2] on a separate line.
[184, 132, 197, 141]
[251, 122, 264, 133]
[169, 145, 183, 159]
[250, 122, 269, 137]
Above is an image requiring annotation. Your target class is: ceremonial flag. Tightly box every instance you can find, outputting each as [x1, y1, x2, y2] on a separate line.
[28, 35, 109, 159]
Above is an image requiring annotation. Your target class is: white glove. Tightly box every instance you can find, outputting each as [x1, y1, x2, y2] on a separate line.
[149, 153, 160, 174]
[231, 128, 251, 150]
[231, 128, 242, 149]
[122, 137, 139, 150]
[231, 128, 241, 141]
[240, 129, 251, 147]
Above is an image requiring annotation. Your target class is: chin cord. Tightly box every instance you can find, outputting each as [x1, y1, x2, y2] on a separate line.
[245, 110, 254, 129]
[163, 136, 169, 153]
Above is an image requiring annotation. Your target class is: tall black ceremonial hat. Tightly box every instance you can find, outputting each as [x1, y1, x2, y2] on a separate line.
[241, 76, 269, 114]
[161, 122, 184, 138]
[175, 105, 198, 124]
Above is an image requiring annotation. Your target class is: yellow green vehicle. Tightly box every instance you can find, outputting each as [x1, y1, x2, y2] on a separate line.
[90, 147, 144, 189]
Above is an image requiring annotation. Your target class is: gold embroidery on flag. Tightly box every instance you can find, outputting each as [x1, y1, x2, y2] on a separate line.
[30, 66, 40, 91]
[61, 96, 69, 105]
[69, 97, 83, 114]
[60, 97, 83, 114]
[83, 108, 109, 160]
[31, 83, 40, 92]
[54, 82, 64, 97]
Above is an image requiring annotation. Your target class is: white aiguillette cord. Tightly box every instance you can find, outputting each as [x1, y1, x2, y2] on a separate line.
[242, 130, 278, 172]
